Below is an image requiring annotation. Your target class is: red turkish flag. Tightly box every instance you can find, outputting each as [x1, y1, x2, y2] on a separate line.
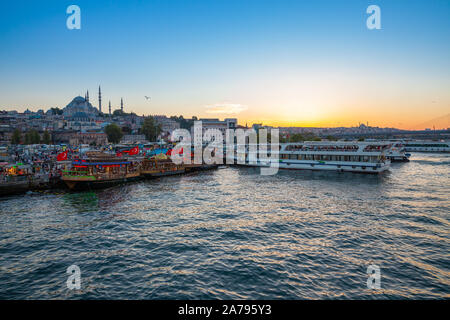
[57, 151, 68, 161]
[168, 147, 183, 157]
[128, 146, 139, 155]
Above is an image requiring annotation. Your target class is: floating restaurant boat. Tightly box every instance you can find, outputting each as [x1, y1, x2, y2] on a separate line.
[140, 152, 218, 177]
[403, 141, 450, 153]
[61, 151, 141, 190]
[236, 141, 392, 173]
[141, 154, 186, 178]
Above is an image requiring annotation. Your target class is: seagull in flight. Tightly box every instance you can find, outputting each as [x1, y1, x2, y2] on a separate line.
[145, 96, 151, 100]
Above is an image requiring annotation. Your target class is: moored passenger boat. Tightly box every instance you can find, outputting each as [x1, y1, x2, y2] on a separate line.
[403, 141, 450, 153]
[141, 156, 186, 178]
[62, 151, 141, 190]
[386, 142, 410, 162]
[0, 164, 32, 195]
[236, 141, 391, 173]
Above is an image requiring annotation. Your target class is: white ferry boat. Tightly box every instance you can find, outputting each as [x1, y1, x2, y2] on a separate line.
[386, 142, 410, 162]
[234, 141, 391, 174]
[403, 141, 450, 153]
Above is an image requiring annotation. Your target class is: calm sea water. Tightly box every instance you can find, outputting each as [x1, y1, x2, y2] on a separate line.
[0, 153, 449, 299]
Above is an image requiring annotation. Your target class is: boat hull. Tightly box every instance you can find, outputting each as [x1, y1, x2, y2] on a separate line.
[389, 156, 410, 162]
[0, 181, 30, 196]
[142, 168, 185, 178]
[63, 175, 141, 191]
[239, 161, 390, 173]
[404, 147, 450, 153]
[185, 164, 218, 172]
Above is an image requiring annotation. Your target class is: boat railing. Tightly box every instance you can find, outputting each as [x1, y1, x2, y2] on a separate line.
[283, 146, 361, 152]
[62, 170, 90, 175]
[62, 170, 94, 179]
[96, 173, 120, 180]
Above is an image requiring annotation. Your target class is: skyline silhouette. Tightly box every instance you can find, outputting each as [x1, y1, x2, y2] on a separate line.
[1, 0, 449, 130]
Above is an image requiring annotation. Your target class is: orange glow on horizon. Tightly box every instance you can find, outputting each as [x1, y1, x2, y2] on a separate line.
[236, 114, 450, 131]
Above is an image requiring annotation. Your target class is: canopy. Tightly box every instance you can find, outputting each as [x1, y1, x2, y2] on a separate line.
[148, 148, 168, 156]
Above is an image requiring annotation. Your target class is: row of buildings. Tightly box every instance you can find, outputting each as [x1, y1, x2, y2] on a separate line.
[0, 88, 243, 146]
[3, 87, 423, 146]
[0, 88, 182, 145]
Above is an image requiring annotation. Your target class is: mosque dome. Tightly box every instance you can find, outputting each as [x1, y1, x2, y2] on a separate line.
[63, 93, 99, 118]
[72, 96, 86, 103]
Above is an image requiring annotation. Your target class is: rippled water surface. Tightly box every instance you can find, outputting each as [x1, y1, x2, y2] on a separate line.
[0, 153, 449, 299]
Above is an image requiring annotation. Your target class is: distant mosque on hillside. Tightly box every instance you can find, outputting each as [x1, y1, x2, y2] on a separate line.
[63, 91, 99, 119]
[62, 86, 127, 120]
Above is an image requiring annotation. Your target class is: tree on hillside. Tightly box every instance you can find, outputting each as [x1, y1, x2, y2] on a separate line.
[50, 107, 63, 115]
[122, 126, 131, 134]
[11, 129, 22, 144]
[170, 115, 197, 130]
[31, 130, 40, 144]
[141, 116, 162, 141]
[42, 130, 51, 144]
[24, 131, 31, 145]
[285, 132, 321, 143]
[24, 130, 40, 144]
[288, 133, 305, 142]
[23, 130, 40, 145]
[325, 135, 337, 141]
[105, 123, 123, 143]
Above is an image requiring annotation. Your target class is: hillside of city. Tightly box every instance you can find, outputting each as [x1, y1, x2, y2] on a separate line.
[1, 91, 449, 146]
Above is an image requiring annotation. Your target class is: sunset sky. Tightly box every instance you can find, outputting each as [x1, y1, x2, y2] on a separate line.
[0, 0, 449, 129]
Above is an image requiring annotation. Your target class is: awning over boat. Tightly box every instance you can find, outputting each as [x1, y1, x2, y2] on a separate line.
[72, 161, 131, 165]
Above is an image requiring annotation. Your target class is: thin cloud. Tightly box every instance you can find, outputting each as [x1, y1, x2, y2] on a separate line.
[205, 103, 248, 114]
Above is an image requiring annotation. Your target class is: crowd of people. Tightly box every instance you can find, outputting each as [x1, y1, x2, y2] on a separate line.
[0, 142, 182, 184]
[285, 144, 361, 152]
[1, 146, 66, 183]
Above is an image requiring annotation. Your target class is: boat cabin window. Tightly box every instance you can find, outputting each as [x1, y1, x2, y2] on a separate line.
[285, 145, 303, 151]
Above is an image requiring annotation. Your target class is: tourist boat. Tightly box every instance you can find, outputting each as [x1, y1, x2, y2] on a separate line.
[61, 151, 141, 190]
[403, 141, 450, 153]
[234, 141, 392, 173]
[386, 142, 410, 162]
[0, 163, 32, 195]
[141, 156, 186, 178]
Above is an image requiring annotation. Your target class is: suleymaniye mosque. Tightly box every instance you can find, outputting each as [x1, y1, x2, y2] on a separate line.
[63, 91, 100, 119]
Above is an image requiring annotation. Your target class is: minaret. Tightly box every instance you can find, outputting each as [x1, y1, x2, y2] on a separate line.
[109, 101, 111, 116]
[98, 86, 102, 113]
[86, 90, 89, 103]
[121, 98, 123, 113]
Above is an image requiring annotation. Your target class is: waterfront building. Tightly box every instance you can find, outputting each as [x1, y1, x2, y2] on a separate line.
[191, 118, 237, 144]
[121, 134, 147, 144]
[65, 111, 102, 131]
[68, 132, 108, 146]
[153, 115, 181, 136]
